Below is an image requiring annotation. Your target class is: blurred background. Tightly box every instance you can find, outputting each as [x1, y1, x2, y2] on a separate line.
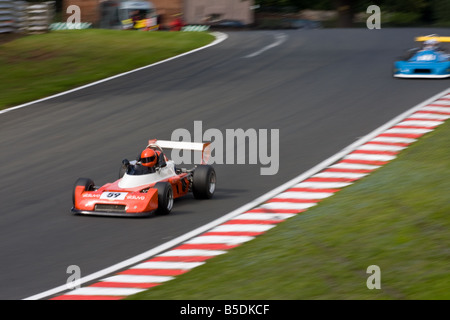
[1, 0, 450, 36]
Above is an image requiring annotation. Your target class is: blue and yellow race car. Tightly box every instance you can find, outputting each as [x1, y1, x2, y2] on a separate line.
[393, 35, 450, 79]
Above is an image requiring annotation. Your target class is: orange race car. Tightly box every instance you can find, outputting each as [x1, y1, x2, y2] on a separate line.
[71, 139, 215, 217]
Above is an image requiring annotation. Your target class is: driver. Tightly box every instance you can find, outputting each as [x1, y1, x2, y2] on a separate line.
[423, 39, 439, 51]
[140, 148, 157, 173]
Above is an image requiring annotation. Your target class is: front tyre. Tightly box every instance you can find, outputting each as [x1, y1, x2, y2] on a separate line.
[192, 165, 216, 199]
[72, 178, 95, 206]
[155, 182, 174, 215]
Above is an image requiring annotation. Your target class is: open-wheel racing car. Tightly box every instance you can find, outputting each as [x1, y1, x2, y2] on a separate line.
[393, 35, 450, 79]
[71, 139, 216, 217]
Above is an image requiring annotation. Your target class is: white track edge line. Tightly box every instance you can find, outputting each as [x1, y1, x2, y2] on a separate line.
[24, 88, 450, 300]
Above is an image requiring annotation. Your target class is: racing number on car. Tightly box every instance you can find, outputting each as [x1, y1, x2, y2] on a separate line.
[100, 192, 128, 200]
[417, 54, 436, 61]
[108, 193, 121, 198]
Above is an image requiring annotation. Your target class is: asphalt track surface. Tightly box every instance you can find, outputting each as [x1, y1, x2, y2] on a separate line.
[0, 28, 449, 300]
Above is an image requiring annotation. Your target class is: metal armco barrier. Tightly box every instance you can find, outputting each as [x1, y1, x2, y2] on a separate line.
[25, 1, 55, 34]
[15, 1, 28, 33]
[0, 0, 55, 34]
[0, 0, 14, 33]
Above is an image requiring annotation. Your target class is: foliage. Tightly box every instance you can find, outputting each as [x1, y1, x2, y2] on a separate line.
[385, 12, 422, 26]
[255, 0, 449, 25]
[431, 0, 450, 25]
[256, 0, 332, 10]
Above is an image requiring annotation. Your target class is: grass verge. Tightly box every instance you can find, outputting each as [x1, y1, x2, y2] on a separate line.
[0, 29, 214, 109]
[129, 120, 450, 300]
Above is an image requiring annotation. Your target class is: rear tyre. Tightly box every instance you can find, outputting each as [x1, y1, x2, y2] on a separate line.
[72, 178, 95, 206]
[155, 182, 174, 215]
[192, 165, 216, 199]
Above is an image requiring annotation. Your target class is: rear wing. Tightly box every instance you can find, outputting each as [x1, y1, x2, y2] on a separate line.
[147, 139, 211, 164]
[415, 35, 450, 42]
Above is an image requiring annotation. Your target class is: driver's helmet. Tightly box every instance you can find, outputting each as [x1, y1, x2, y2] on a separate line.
[423, 39, 439, 50]
[140, 148, 157, 167]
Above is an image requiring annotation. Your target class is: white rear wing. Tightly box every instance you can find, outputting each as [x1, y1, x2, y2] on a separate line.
[147, 139, 211, 164]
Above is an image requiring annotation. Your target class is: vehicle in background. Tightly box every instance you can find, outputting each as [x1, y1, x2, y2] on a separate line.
[393, 35, 450, 79]
[208, 19, 247, 29]
[280, 18, 322, 29]
[99, 0, 158, 31]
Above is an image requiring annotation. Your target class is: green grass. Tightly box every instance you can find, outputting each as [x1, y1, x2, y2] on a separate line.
[129, 120, 450, 300]
[0, 29, 214, 109]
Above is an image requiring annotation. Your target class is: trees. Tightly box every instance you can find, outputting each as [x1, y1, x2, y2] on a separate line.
[254, 0, 449, 26]
[431, 0, 450, 26]
[333, 0, 355, 27]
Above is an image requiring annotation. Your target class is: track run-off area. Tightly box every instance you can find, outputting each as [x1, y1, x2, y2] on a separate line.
[0, 28, 449, 300]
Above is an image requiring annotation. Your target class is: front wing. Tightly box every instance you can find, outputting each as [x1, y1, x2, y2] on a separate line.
[394, 61, 450, 78]
[72, 186, 159, 217]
